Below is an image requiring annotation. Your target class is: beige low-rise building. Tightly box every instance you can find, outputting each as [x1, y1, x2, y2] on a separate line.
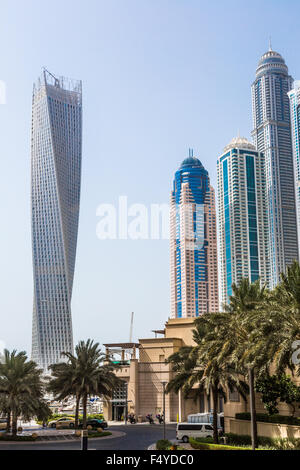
[103, 316, 300, 439]
[103, 317, 218, 423]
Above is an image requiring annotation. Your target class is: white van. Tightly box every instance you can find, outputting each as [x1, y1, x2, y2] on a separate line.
[176, 422, 214, 443]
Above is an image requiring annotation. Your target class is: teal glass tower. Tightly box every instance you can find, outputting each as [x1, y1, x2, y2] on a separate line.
[217, 137, 269, 307]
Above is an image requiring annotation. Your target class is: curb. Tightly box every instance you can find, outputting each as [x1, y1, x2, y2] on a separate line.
[0, 430, 126, 445]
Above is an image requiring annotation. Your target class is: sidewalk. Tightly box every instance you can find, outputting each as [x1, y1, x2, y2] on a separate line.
[148, 439, 193, 451]
[0, 430, 125, 443]
[107, 421, 178, 426]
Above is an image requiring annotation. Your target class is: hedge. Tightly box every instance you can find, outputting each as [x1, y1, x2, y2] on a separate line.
[156, 439, 172, 450]
[235, 412, 300, 426]
[225, 433, 300, 450]
[0, 434, 37, 442]
[225, 433, 274, 447]
[189, 437, 249, 451]
[87, 431, 112, 439]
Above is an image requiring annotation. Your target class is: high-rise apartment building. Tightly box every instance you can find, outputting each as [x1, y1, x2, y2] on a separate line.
[252, 47, 298, 287]
[217, 137, 269, 307]
[288, 81, 300, 258]
[170, 151, 218, 318]
[31, 70, 82, 372]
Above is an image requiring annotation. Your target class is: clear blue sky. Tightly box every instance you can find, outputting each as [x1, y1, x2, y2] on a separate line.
[1, 0, 300, 354]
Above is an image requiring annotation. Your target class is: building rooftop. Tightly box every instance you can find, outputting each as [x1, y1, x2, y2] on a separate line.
[258, 49, 285, 67]
[223, 136, 256, 153]
[180, 156, 204, 169]
[256, 47, 288, 78]
[33, 68, 82, 96]
[103, 343, 140, 349]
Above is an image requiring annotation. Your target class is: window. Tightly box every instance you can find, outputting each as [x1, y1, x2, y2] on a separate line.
[204, 425, 213, 431]
[178, 424, 203, 431]
[229, 389, 240, 402]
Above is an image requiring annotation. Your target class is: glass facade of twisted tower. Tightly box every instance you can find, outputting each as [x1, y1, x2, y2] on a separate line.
[170, 152, 218, 318]
[252, 48, 298, 288]
[31, 70, 82, 372]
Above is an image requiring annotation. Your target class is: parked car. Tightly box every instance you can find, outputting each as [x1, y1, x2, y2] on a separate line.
[0, 418, 7, 431]
[176, 422, 214, 443]
[79, 418, 108, 430]
[48, 417, 75, 429]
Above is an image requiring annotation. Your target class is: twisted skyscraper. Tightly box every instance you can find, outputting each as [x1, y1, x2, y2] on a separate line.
[252, 47, 298, 287]
[170, 151, 218, 318]
[31, 70, 82, 371]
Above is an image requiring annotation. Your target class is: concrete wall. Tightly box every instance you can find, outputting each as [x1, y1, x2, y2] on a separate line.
[228, 418, 300, 439]
[164, 318, 196, 346]
[103, 318, 207, 422]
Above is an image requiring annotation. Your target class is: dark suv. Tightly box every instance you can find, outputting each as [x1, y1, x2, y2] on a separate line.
[79, 419, 108, 430]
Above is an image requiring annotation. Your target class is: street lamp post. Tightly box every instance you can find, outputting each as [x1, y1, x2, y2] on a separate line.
[125, 382, 128, 426]
[162, 381, 167, 440]
[81, 429, 88, 451]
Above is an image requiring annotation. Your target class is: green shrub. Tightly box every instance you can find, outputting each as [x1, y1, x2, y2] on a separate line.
[86, 414, 104, 421]
[235, 412, 300, 426]
[87, 431, 111, 439]
[194, 436, 214, 444]
[225, 433, 274, 447]
[0, 434, 37, 442]
[156, 439, 172, 450]
[189, 437, 249, 451]
[225, 433, 300, 450]
[273, 437, 300, 450]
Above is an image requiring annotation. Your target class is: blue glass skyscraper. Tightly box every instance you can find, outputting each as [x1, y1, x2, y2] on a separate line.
[31, 70, 82, 372]
[288, 82, 300, 258]
[170, 151, 218, 318]
[252, 47, 298, 287]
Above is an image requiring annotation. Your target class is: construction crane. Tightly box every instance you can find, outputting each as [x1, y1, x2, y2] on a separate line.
[106, 312, 135, 362]
[129, 312, 134, 343]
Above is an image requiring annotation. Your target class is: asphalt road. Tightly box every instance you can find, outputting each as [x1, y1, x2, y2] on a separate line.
[0, 424, 177, 450]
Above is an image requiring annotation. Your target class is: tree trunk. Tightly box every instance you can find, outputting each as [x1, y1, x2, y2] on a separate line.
[249, 367, 258, 450]
[212, 387, 219, 444]
[6, 410, 11, 434]
[11, 409, 18, 437]
[75, 393, 80, 429]
[82, 393, 88, 430]
[288, 402, 295, 417]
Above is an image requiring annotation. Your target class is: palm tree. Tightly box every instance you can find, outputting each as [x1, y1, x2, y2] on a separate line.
[218, 278, 269, 449]
[48, 340, 120, 429]
[47, 361, 81, 428]
[262, 261, 300, 375]
[0, 350, 51, 436]
[166, 316, 248, 444]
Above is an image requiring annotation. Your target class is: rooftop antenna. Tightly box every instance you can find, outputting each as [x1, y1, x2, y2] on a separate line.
[189, 148, 194, 158]
[269, 36, 273, 51]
